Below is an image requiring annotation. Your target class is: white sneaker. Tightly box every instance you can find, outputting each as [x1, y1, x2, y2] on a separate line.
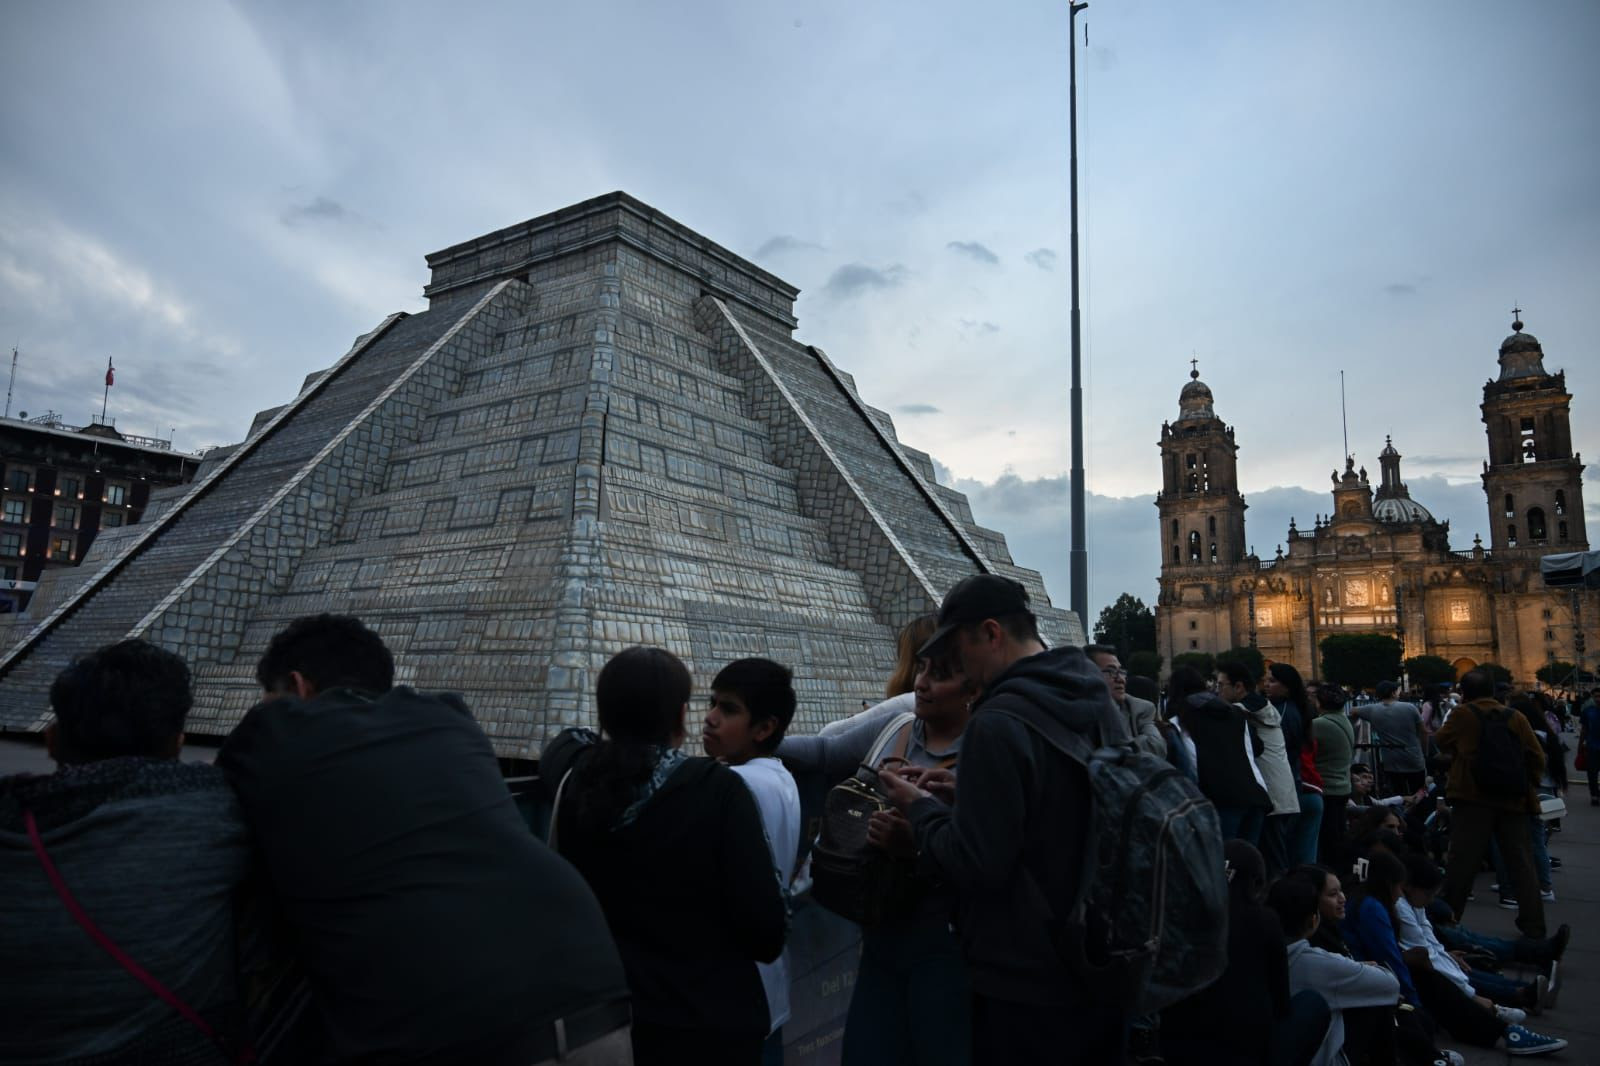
[1496, 1004, 1527, 1024]
[1540, 888, 1556, 902]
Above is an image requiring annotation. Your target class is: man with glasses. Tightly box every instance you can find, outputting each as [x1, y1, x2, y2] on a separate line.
[1086, 645, 1166, 758]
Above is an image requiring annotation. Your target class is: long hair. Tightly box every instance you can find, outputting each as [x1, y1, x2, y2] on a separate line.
[1268, 662, 1309, 719]
[886, 615, 937, 697]
[1345, 845, 1406, 933]
[571, 646, 692, 837]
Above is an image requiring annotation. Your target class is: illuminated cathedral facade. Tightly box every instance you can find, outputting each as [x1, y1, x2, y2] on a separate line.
[1155, 316, 1593, 685]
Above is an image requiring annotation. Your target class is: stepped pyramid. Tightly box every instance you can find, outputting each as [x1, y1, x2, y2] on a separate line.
[0, 193, 1082, 754]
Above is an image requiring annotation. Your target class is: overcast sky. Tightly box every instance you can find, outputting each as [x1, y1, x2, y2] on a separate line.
[3, 0, 1597, 629]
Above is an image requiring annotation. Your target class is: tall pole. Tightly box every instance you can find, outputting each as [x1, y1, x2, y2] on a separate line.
[4, 347, 16, 420]
[1068, 0, 1089, 627]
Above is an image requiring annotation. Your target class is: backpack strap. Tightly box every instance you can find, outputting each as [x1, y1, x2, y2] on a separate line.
[863, 711, 918, 770]
[24, 809, 255, 1064]
[547, 767, 574, 853]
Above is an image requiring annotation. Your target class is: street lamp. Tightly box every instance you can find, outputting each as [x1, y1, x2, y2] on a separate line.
[1068, 0, 1090, 627]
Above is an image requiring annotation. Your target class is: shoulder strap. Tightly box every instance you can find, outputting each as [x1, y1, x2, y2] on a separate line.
[864, 711, 918, 768]
[547, 767, 574, 852]
[24, 809, 254, 1064]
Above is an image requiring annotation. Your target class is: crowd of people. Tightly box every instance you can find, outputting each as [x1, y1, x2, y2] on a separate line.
[1, 577, 1594, 1065]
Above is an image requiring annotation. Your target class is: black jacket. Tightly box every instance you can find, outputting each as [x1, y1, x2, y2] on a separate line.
[219, 687, 627, 1066]
[907, 646, 1121, 1005]
[1183, 692, 1271, 809]
[541, 734, 787, 1038]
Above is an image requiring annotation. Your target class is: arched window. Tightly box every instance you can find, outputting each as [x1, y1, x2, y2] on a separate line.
[1504, 494, 1514, 518]
[1555, 490, 1566, 516]
[1188, 530, 1202, 563]
[1209, 541, 1218, 562]
[1171, 518, 1179, 540]
[1558, 521, 1569, 542]
[1527, 507, 1547, 541]
[1208, 516, 1217, 535]
[1507, 524, 1518, 547]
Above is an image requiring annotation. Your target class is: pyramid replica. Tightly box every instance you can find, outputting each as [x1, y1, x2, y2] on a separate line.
[0, 193, 1082, 755]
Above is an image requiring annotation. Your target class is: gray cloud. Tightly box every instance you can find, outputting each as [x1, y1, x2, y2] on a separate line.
[959, 318, 1000, 336]
[823, 262, 908, 299]
[947, 240, 999, 265]
[897, 402, 941, 415]
[1024, 248, 1057, 271]
[1384, 282, 1417, 296]
[754, 234, 824, 258]
[281, 196, 356, 227]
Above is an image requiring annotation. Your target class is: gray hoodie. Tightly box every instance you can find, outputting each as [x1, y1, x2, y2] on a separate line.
[1284, 938, 1400, 1066]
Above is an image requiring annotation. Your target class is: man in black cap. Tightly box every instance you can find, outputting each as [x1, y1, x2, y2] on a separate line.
[880, 575, 1127, 1065]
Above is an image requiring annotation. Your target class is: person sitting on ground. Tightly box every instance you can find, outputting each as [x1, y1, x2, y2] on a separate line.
[1, 640, 252, 1066]
[543, 646, 787, 1066]
[1170, 665, 1270, 843]
[1266, 873, 1400, 1066]
[218, 615, 629, 1066]
[1395, 853, 1549, 1017]
[1219, 661, 1300, 876]
[702, 657, 803, 1064]
[1160, 840, 1329, 1066]
[1086, 644, 1166, 758]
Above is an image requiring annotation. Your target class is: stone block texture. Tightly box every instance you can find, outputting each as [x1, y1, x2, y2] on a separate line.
[0, 192, 1082, 753]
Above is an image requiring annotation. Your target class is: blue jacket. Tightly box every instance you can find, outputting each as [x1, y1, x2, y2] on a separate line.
[1341, 895, 1417, 1005]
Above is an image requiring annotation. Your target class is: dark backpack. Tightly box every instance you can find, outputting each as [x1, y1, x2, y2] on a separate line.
[1472, 707, 1527, 799]
[810, 713, 933, 926]
[995, 700, 1230, 1015]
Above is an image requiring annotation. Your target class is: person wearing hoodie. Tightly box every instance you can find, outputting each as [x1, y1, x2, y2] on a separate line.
[1266, 874, 1400, 1066]
[1168, 666, 1270, 842]
[1, 640, 252, 1066]
[879, 575, 1129, 1066]
[542, 646, 787, 1066]
[1219, 661, 1300, 876]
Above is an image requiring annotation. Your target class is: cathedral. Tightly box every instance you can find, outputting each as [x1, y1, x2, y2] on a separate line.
[1155, 315, 1594, 686]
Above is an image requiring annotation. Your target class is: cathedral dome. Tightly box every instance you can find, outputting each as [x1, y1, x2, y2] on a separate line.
[1372, 495, 1434, 524]
[1177, 367, 1215, 422]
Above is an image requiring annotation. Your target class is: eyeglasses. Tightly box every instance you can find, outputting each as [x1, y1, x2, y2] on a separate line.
[1100, 667, 1128, 679]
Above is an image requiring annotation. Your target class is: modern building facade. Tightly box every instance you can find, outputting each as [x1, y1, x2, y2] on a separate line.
[1156, 318, 1594, 684]
[0, 415, 202, 611]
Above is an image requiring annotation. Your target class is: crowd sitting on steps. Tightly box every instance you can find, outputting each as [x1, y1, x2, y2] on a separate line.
[0, 576, 1585, 1065]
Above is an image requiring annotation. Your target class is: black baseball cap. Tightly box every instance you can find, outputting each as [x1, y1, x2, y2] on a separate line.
[918, 574, 1031, 656]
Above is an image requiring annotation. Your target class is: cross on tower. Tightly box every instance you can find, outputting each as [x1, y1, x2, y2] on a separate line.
[1511, 303, 1524, 331]
[1189, 356, 1199, 379]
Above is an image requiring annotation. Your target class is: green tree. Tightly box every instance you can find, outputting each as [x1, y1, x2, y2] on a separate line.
[1476, 662, 1515, 686]
[1404, 655, 1457, 687]
[1172, 651, 1215, 676]
[1536, 661, 1577, 688]
[1092, 594, 1158, 659]
[1217, 646, 1265, 681]
[1125, 650, 1163, 682]
[1319, 634, 1403, 691]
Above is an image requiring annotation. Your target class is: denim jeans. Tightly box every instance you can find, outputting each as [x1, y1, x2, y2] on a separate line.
[1466, 968, 1532, 1005]
[1216, 805, 1265, 845]
[842, 910, 971, 1066]
[1434, 921, 1545, 964]
[1288, 790, 1323, 867]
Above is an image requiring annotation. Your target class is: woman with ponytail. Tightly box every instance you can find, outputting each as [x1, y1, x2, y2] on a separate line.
[541, 646, 788, 1065]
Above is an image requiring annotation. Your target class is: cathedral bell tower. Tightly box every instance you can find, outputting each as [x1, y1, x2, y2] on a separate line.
[1157, 364, 1248, 661]
[1480, 313, 1588, 555]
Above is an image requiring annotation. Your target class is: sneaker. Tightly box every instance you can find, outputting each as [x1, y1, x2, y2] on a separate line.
[1503, 1024, 1568, 1055]
[1491, 882, 1501, 892]
[1540, 887, 1556, 902]
[1549, 856, 1562, 868]
[1499, 896, 1520, 910]
[1496, 1004, 1528, 1024]
[1548, 923, 1570, 962]
[1440, 1053, 1466, 1066]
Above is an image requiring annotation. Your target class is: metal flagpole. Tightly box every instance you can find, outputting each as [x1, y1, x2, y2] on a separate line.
[1068, 0, 1090, 626]
[101, 356, 113, 423]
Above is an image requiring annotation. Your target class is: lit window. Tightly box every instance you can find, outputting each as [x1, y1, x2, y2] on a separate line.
[105, 483, 128, 506]
[1450, 601, 1471, 622]
[54, 505, 77, 529]
[51, 536, 73, 561]
[102, 511, 123, 529]
[1188, 531, 1202, 562]
[2, 499, 25, 524]
[0, 533, 19, 556]
[1256, 608, 1274, 628]
[5, 468, 30, 493]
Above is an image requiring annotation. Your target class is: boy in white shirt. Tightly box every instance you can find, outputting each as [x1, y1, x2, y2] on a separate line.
[703, 657, 802, 1065]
